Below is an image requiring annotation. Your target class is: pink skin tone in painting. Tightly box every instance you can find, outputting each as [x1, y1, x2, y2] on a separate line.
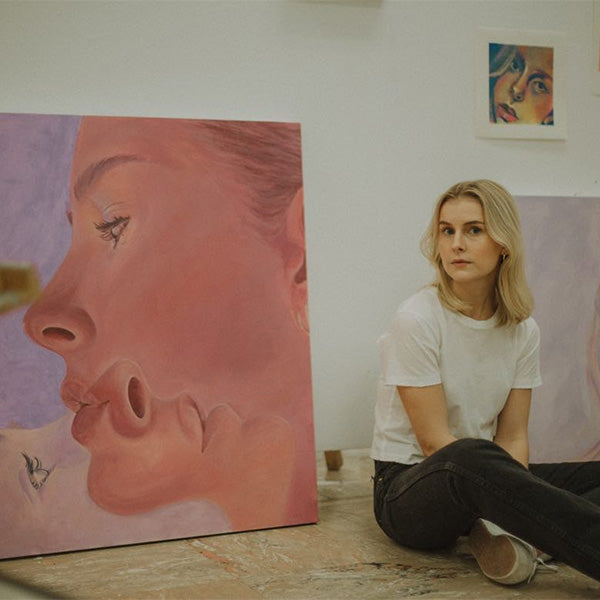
[22, 117, 313, 530]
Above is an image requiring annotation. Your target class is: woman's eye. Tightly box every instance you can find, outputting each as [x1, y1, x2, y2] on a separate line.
[94, 216, 130, 248]
[441, 227, 454, 236]
[531, 79, 549, 95]
[468, 226, 482, 235]
[508, 59, 521, 73]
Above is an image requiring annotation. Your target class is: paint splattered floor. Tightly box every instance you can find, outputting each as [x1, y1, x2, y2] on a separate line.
[1, 449, 599, 599]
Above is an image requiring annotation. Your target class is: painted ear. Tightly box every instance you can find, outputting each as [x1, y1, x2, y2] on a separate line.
[284, 188, 309, 334]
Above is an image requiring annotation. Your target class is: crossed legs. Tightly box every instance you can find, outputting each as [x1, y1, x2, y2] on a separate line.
[373, 438, 600, 581]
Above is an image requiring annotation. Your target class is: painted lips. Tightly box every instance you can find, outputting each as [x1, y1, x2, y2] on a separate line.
[496, 103, 518, 123]
[62, 360, 205, 444]
[61, 360, 230, 452]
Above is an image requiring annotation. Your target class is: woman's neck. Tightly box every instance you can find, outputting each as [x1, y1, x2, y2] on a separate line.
[451, 281, 497, 320]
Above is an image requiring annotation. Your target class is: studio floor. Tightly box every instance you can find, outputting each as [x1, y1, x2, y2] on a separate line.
[1, 449, 599, 600]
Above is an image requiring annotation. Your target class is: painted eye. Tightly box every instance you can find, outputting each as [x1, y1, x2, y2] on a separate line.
[22, 453, 51, 490]
[95, 216, 130, 248]
[508, 59, 521, 73]
[531, 79, 549, 95]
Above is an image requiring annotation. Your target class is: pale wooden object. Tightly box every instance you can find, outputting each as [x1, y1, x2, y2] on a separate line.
[324, 450, 343, 471]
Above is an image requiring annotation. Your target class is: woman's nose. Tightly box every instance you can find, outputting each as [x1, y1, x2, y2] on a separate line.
[510, 74, 527, 103]
[23, 278, 95, 355]
[86, 360, 153, 438]
[452, 232, 465, 251]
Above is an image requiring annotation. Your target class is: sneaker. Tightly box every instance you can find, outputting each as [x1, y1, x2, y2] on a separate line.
[468, 519, 540, 585]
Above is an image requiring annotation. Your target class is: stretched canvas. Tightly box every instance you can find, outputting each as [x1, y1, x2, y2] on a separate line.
[0, 113, 317, 559]
[593, 1, 600, 95]
[476, 28, 566, 139]
[518, 196, 600, 462]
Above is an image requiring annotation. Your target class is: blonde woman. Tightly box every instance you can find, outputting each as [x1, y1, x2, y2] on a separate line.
[371, 180, 600, 585]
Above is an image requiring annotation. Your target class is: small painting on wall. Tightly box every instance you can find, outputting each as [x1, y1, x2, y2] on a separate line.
[476, 28, 566, 139]
[0, 113, 317, 559]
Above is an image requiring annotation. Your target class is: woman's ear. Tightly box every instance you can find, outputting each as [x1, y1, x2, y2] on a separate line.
[284, 188, 309, 334]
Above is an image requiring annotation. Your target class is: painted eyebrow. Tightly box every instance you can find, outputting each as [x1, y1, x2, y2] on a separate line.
[73, 154, 143, 200]
[528, 72, 552, 83]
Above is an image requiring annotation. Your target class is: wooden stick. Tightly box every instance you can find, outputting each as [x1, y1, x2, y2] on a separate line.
[0, 262, 41, 314]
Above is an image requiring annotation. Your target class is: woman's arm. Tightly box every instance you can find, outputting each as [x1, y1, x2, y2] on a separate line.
[397, 384, 457, 457]
[494, 388, 531, 468]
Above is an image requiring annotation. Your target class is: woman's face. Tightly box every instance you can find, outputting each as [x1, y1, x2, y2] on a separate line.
[23, 117, 308, 516]
[437, 196, 504, 294]
[492, 45, 553, 124]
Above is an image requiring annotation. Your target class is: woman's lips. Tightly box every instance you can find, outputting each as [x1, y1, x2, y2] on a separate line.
[61, 379, 98, 413]
[177, 396, 206, 448]
[61, 378, 106, 444]
[71, 403, 106, 445]
[496, 103, 518, 123]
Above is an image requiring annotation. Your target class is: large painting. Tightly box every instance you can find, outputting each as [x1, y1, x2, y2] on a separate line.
[518, 196, 600, 462]
[593, 1, 600, 95]
[0, 113, 317, 558]
[476, 28, 566, 139]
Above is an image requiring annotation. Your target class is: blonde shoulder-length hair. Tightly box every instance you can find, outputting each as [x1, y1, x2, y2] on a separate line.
[420, 179, 534, 326]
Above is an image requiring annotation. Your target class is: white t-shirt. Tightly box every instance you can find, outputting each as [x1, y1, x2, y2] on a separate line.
[370, 286, 542, 464]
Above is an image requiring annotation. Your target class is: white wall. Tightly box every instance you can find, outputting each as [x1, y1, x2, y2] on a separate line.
[1, 0, 599, 450]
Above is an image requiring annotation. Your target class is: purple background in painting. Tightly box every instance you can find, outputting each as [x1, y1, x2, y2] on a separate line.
[0, 113, 80, 428]
[519, 196, 600, 462]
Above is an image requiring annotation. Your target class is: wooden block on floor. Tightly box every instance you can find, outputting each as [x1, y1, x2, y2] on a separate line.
[324, 450, 343, 471]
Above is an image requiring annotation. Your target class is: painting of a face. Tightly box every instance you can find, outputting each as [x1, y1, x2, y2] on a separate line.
[0, 114, 316, 556]
[489, 44, 554, 125]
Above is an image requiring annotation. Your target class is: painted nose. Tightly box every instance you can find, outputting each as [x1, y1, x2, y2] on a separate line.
[510, 85, 524, 102]
[23, 282, 95, 355]
[85, 360, 153, 438]
[510, 73, 527, 103]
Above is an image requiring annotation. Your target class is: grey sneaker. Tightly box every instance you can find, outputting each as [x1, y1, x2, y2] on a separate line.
[468, 519, 552, 585]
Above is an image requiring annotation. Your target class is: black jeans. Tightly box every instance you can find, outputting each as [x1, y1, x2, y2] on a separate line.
[373, 438, 600, 581]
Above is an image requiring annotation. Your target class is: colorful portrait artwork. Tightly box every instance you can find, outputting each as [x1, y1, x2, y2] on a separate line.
[488, 43, 554, 126]
[476, 29, 566, 139]
[0, 113, 317, 559]
[518, 196, 600, 463]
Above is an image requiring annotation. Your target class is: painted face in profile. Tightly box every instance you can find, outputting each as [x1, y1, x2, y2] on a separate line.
[23, 117, 312, 526]
[492, 45, 553, 125]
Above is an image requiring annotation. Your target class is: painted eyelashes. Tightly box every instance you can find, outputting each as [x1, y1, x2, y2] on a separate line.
[94, 216, 130, 248]
[21, 452, 51, 490]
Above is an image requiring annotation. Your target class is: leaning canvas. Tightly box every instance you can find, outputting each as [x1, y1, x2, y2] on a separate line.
[0, 113, 317, 559]
[518, 196, 600, 462]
